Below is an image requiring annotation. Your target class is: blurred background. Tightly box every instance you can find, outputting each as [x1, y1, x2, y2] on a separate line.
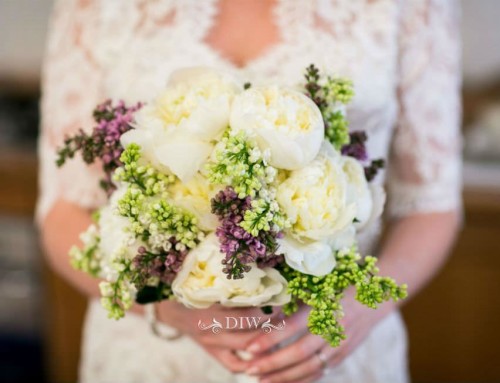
[1, 1, 499, 382]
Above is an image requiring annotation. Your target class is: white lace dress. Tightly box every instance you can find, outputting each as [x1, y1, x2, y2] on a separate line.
[37, 1, 462, 382]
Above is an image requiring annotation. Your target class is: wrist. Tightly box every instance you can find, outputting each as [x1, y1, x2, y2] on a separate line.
[146, 302, 183, 340]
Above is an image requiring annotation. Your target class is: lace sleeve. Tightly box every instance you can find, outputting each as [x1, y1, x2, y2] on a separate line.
[387, 0, 462, 218]
[36, 0, 107, 223]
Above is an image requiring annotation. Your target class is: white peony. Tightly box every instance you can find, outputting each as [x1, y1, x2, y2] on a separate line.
[172, 234, 290, 308]
[170, 174, 219, 231]
[276, 142, 356, 242]
[121, 67, 241, 181]
[327, 225, 356, 251]
[342, 156, 386, 231]
[278, 237, 336, 277]
[342, 156, 373, 229]
[230, 86, 324, 170]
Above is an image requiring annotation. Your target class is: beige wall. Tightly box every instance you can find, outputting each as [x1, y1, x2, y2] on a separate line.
[0, 0, 53, 83]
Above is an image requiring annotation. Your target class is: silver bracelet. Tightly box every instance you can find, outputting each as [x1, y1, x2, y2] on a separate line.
[145, 304, 183, 341]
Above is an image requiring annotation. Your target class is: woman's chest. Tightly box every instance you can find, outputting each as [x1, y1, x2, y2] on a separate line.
[93, 0, 400, 142]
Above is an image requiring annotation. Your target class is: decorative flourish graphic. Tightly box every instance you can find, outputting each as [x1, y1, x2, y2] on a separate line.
[198, 318, 223, 334]
[261, 318, 286, 333]
[197, 317, 287, 333]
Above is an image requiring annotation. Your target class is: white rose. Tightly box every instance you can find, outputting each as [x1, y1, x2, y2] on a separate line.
[276, 143, 356, 242]
[170, 174, 219, 231]
[230, 86, 324, 170]
[121, 67, 241, 181]
[278, 237, 336, 277]
[172, 234, 290, 308]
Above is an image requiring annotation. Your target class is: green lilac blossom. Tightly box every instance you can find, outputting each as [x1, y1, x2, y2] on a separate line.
[114, 143, 175, 196]
[208, 130, 288, 278]
[149, 200, 200, 250]
[115, 143, 201, 247]
[100, 142, 202, 316]
[69, 228, 101, 277]
[323, 77, 354, 105]
[207, 130, 277, 199]
[324, 110, 350, 150]
[304, 64, 354, 149]
[70, 245, 100, 277]
[116, 182, 201, 248]
[282, 247, 407, 347]
[99, 258, 135, 320]
[240, 198, 289, 237]
[207, 130, 287, 234]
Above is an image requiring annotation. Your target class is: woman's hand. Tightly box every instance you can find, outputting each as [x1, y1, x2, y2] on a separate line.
[157, 300, 282, 373]
[243, 294, 394, 383]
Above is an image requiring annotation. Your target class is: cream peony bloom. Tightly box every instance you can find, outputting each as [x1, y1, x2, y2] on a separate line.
[170, 174, 219, 232]
[342, 156, 386, 231]
[172, 234, 290, 308]
[230, 86, 324, 170]
[121, 67, 241, 181]
[278, 237, 336, 277]
[342, 156, 373, 229]
[327, 225, 356, 251]
[276, 143, 356, 242]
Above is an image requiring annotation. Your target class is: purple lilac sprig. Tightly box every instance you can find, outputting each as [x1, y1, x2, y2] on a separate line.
[56, 99, 142, 194]
[341, 131, 385, 181]
[132, 238, 188, 289]
[304, 64, 327, 110]
[303, 65, 384, 181]
[341, 131, 368, 161]
[211, 187, 284, 280]
[364, 159, 385, 182]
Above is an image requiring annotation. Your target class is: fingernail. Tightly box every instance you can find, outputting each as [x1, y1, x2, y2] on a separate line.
[246, 366, 260, 375]
[246, 343, 260, 354]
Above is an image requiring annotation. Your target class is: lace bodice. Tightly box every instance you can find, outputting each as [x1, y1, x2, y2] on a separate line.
[38, 1, 461, 382]
[38, 0, 462, 223]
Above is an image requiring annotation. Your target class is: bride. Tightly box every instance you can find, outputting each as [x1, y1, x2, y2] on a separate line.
[38, 1, 462, 382]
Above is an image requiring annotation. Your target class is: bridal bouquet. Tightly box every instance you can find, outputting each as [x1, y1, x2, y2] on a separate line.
[56, 65, 406, 347]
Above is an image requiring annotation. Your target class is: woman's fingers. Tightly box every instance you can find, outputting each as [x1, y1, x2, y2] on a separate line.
[244, 307, 308, 354]
[200, 345, 250, 373]
[196, 328, 260, 349]
[246, 333, 325, 376]
[260, 354, 323, 383]
[258, 343, 340, 383]
[262, 370, 325, 383]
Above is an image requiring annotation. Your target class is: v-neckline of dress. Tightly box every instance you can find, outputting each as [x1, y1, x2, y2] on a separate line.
[178, 0, 313, 72]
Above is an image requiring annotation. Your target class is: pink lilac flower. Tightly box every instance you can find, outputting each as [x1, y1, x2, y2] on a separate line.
[132, 238, 188, 288]
[211, 187, 284, 279]
[56, 99, 142, 194]
[341, 131, 385, 181]
[341, 131, 368, 161]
